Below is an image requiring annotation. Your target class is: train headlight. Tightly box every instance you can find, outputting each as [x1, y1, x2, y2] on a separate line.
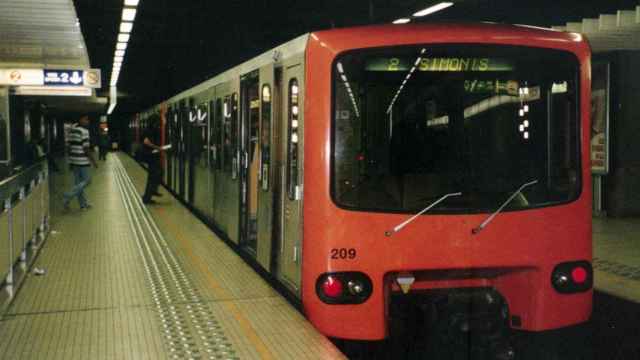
[347, 280, 365, 295]
[551, 261, 592, 293]
[316, 272, 373, 304]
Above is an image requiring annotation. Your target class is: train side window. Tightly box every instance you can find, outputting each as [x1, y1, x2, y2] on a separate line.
[261, 84, 271, 191]
[286, 78, 299, 200]
[223, 96, 232, 173]
[215, 99, 223, 169]
[231, 92, 239, 180]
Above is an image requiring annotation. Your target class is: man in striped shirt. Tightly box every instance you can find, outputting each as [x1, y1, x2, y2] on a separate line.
[63, 115, 98, 210]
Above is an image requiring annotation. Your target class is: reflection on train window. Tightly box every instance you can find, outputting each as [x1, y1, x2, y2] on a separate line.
[287, 78, 300, 200]
[332, 45, 580, 213]
[231, 93, 239, 180]
[223, 96, 232, 173]
[261, 84, 271, 191]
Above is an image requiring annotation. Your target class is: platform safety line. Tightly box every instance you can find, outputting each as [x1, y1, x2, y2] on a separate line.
[115, 159, 208, 300]
[114, 163, 191, 302]
[114, 163, 175, 305]
[155, 201, 276, 360]
[116, 156, 274, 360]
[116, 163, 220, 357]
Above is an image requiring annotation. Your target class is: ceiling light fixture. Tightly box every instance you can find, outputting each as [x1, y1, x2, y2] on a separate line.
[122, 8, 137, 21]
[120, 22, 133, 33]
[413, 2, 454, 17]
[393, 18, 411, 24]
[116, 42, 127, 50]
[118, 33, 130, 42]
[115, 50, 125, 57]
[124, 0, 140, 6]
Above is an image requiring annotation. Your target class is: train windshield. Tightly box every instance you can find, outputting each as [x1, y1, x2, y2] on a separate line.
[332, 45, 580, 213]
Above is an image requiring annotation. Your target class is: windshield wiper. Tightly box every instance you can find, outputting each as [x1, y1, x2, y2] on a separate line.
[385, 192, 462, 237]
[471, 180, 538, 235]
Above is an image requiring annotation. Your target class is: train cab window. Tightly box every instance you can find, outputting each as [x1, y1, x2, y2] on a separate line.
[332, 45, 580, 213]
[287, 79, 300, 200]
[261, 84, 272, 191]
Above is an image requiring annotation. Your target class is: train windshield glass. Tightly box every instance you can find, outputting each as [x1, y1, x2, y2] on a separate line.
[332, 45, 580, 213]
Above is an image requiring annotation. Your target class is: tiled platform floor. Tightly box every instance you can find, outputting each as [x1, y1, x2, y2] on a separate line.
[593, 217, 640, 303]
[0, 154, 344, 360]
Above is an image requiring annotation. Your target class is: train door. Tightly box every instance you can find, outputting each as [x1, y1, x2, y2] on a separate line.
[164, 108, 172, 187]
[171, 108, 180, 193]
[256, 64, 275, 271]
[239, 71, 260, 254]
[212, 85, 226, 225]
[275, 61, 304, 291]
[189, 103, 208, 209]
[178, 100, 187, 199]
[208, 99, 217, 221]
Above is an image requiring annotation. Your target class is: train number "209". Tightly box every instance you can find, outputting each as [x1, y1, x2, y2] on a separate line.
[330, 248, 357, 260]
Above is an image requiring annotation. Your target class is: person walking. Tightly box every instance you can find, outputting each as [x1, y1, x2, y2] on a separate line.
[63, 115, 98, 210]
[141, 115, 163, 204]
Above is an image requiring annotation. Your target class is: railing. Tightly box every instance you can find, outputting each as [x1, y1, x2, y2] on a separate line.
[0, 159, 49, 304]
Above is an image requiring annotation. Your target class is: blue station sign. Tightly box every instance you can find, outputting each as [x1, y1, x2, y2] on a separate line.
[44, 70, 84, 86]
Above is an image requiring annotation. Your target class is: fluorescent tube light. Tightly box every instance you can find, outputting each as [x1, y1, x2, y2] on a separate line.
[114, 55, 124, 62]
[413, 2, 454, 17]
[393, 18, 411, 24]
[118, 33, 130, 42]
[120, 22, 133, 33]
[122, 8, 137, 21]
[115, 50, 125, 57]
[124, 0, 140, 6]
[116, 42, 127, 50]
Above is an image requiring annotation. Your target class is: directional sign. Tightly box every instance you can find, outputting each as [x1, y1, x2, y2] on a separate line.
[0, 68, 101, 88]
[44, 70, 85, 86]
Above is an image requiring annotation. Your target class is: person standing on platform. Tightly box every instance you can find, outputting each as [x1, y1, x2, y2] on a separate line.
[63, 115, 98, 210]
[98, 129, 109, 161]
[141, 115, 163, 204]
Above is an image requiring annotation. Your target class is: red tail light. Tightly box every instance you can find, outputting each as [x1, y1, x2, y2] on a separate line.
[322, 276, 343, 298]
[552, 261, 592, 293]
[571, 266, 588, 284]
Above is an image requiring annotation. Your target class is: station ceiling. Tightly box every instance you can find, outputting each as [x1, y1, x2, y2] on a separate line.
[41, 1, 640, 114]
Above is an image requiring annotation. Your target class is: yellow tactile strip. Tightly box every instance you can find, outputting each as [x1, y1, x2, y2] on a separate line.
[117, 154, 346, 359]
[113, 161, 239, 359]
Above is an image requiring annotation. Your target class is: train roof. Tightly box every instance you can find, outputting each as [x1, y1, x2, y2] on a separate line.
[310, 22, 589, 54]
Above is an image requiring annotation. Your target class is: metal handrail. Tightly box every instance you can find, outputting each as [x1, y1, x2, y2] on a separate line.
[0, 160, 46, 202]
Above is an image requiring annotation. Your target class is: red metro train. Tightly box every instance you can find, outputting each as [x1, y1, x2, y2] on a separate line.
[131, 23, 592, 343]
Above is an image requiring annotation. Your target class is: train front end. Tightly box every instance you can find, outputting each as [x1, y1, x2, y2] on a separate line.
[302, 24, 592, 340]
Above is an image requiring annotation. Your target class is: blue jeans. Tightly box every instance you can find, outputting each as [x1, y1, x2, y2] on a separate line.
[64, 166, 91, 207]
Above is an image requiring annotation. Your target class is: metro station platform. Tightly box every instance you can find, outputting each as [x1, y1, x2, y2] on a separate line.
[0, 154, 344, 360]
[593, 217, 640, 304]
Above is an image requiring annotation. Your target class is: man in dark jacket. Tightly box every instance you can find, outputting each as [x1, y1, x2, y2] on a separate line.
[141, 115, 163, 204]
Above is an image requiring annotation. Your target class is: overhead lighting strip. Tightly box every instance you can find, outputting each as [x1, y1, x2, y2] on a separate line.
[393, 2, 454, 25]
[108, 0, 141, 114]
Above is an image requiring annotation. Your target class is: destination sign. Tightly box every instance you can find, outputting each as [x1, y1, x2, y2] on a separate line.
[366, 57, 513, 72]
[464, 79, 520, 95]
